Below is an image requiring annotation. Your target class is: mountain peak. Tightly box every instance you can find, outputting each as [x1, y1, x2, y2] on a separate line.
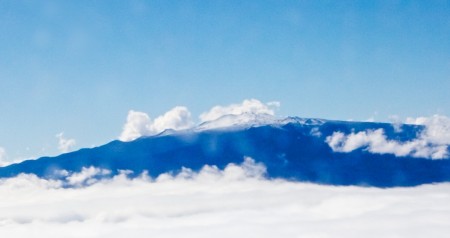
[196, 112, 278, 131]
[195, 113, 327, 132]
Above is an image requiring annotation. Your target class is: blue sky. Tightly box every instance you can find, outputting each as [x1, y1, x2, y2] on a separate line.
[0, 0, 449, 161]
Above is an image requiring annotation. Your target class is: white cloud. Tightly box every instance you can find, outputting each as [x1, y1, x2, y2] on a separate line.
[119, 107, 194, 142]
[0, 159, 450, 237]
[119, 100, 279, 141]
[405, 115, 450, 145]
[388, 115, 403, 133]
[150, 106, 194, 134]
[56, 133, 76, 153]
[199, 99, 280, 122]
[66, 167, 112, 187]
[326, 115, 450, 159]
[119, 110, 152, 142]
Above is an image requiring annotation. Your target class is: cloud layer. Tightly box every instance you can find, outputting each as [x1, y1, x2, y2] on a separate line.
[326, 115, 450, 159]
[119, 99, 280, 142]
[0, 159, 449, 238]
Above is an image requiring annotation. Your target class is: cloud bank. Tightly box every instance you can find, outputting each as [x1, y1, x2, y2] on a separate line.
[0, 159, 449, 238]
[119, 99, 280, 142]
[326, 115, 450, 159]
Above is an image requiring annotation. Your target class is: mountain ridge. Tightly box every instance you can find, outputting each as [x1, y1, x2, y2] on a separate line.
[0, 116, 447, 187]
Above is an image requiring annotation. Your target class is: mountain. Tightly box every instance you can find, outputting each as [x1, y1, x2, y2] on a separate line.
[0, 115, 449, 187]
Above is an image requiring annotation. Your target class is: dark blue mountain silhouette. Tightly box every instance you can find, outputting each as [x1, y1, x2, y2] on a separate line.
[0, 117, 449, 187]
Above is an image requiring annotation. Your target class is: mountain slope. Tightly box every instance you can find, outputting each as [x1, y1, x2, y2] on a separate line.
[0, 118, 449, 187]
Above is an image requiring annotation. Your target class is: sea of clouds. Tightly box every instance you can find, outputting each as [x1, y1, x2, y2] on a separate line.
[1, 158, 450, 238]
[1, 99, 450, 237]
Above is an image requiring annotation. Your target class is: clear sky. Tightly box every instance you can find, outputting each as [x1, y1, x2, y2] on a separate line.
[0, 0, 449, 162]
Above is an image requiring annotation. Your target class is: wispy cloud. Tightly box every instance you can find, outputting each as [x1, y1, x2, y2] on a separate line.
[0, 159, 449, 237]
[56, 133, 76, 153]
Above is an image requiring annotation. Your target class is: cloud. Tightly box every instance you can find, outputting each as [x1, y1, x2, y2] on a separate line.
[119, 107, 194, 142]
[405, 114, 450, 145]
[388, 115, 403, 133]
[326, 115, 450, 159]
[119, 110, 152, 142]
[0, 159, 450, 237]
[199, 99, 280, 122]
[56, 133, 76, 153]
[66, 167, 112, 187]
[151, 106, 194, 133]
[119, 100, 279, 141]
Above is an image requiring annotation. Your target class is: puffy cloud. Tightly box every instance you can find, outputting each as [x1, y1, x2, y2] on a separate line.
[0, 159, 450, 237]
[56, 133, 76, 153]
[119, 107, 194, 142]
[119, 100, 280, 141]
[0, 173, 62, 190]
[406, 115, 450, 145]
[150, 106, 194, 133]
[119, 110, 152, 141]
[66, 167, 112, 187]
[326, 115, 450, 159]
[199, 99, 280, 122]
